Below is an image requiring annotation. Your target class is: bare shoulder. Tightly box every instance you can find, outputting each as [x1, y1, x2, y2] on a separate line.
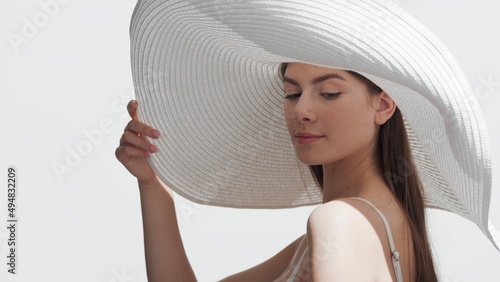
[306, 199, 384, 281]
[307, 199, 376, 248]
[307, 198, 373, 233]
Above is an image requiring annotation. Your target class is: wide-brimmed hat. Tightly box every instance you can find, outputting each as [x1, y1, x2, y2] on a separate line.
[129, 0, 499, 250]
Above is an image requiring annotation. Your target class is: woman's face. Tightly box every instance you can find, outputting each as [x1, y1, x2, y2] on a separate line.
[283, 63, 381, 166]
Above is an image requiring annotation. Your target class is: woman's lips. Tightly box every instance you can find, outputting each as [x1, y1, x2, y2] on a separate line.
[295, 132, 324, 144]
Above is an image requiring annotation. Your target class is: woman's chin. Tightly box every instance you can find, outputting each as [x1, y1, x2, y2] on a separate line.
[296, 155, 323, 166]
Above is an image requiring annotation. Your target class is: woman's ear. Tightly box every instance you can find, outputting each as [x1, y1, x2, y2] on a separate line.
[374, 91, 396, 125]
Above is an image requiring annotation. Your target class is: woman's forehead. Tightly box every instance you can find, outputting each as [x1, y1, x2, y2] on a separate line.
[285, 63, 347, 76]
[284, 63, 350, 83]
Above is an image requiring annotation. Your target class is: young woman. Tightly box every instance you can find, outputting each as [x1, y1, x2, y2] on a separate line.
[117, 0, 499, 281]
[116, 63, 437, 281]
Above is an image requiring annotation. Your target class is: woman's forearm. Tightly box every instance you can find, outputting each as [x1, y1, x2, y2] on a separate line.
[138, 177, 197, 282]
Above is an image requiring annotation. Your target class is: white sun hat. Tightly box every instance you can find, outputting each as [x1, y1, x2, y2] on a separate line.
[129, 0, 499, 250]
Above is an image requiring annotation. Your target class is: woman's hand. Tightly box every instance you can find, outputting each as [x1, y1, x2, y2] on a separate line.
[115, 100, 161, 185]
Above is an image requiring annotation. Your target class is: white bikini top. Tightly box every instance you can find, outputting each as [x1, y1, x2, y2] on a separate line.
[287, 197, 403, 282]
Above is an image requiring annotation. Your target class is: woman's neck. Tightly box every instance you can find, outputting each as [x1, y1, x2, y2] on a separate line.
[321, 149, 387, 203]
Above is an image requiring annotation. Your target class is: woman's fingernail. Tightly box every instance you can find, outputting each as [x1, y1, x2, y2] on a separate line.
[150, 145, 158, 153]
[152, 130, 161, 138]
[129, 100, 137, 108]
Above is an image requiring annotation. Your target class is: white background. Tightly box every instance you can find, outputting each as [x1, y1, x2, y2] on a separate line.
[1, 0, 499, 281]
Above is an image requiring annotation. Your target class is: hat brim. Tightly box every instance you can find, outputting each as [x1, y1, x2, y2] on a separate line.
[130, 0, 499, 250]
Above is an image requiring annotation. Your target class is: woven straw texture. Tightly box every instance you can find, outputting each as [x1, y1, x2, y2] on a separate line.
[129, 0, 499, 250]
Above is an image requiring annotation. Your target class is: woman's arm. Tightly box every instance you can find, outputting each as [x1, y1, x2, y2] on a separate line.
[138, 177, 196, 282]
[116, 100, 196, 281]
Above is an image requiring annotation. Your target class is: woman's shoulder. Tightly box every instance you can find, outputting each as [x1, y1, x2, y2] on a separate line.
[306, 197, 407, 281]
[307, 198, 384, 258]
[307, 198, 376, 232]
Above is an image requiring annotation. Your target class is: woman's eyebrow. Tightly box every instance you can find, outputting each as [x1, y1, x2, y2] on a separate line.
[283, 76, 300, 86]
[283, 73, 346, 86]
[312, 73, 346, 84]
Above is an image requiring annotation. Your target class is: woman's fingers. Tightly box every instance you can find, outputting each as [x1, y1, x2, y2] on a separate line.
[125, 100, 161, 138]
[120, 130, 158, 153]
[128, 100, 138, 119]
[116, 100, 158, 184]
[120, 100, 160, 157]
[124, 119, 161, 139]
[115, 144, 150, 161]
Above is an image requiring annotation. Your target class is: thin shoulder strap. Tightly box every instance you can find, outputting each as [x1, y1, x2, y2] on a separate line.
[348, 197, 404, 282]
[287, 246, 307, 282]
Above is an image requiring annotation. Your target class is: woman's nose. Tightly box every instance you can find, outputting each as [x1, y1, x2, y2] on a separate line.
[294, 94, 316, 123]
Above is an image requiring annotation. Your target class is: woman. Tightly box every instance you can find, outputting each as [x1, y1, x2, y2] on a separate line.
[117, 0, 499, 281]
[117, 63, 431, 280]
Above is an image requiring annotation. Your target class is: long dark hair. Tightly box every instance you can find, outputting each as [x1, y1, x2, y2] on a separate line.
[280, 63, 438, 281]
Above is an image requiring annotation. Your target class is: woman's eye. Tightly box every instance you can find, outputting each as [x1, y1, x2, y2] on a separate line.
[321, 92, 340, 99]
[284, 93, 301, 100]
